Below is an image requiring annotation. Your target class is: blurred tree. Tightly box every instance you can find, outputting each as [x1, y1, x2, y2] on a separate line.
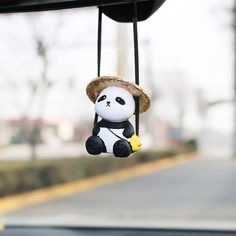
[23, 10, 93, 160]
[233, 0, 236, 158]
[22, 13, 62, 160]
[144, 40, 159, 145]
[25, 13, 62, 160]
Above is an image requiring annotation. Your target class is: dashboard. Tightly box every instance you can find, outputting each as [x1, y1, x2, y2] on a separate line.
[1, 227, 236, 236]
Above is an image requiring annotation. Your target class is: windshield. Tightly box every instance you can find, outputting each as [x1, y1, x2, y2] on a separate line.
[0, 0, 235, 231]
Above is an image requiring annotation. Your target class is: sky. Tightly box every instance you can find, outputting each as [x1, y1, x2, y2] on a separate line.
[0, 0, 234, 136]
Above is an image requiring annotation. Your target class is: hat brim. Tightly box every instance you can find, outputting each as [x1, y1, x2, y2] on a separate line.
[86, 76, 150, 113]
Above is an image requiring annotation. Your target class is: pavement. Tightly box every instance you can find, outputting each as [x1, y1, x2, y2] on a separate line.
[4, 157, 236, 229]
[0, 143, 86, 160]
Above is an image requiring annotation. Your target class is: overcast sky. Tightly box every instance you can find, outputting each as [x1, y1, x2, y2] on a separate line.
[0, 0, 234, 135]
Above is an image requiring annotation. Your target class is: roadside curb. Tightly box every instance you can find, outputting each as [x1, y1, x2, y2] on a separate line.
[0, 152, 197, 215]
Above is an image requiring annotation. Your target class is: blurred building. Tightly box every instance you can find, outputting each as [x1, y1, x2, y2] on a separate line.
[0, 117, 77, 146]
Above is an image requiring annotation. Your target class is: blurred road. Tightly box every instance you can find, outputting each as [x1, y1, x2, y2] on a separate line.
[5, 158, 236, 228]
[0, 143, 86, 160]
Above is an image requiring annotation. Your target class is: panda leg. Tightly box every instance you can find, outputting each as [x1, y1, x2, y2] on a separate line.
[86, 136, 106, 155]
[113, 140, 132, 158]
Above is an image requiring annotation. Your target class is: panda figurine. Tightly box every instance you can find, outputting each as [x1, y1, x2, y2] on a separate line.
[85, 76, 150, 158]
[86, 86, 135, 157]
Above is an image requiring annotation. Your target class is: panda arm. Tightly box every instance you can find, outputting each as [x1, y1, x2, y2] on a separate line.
[92, 123, 101, 136]
[123, 121, 134, 138]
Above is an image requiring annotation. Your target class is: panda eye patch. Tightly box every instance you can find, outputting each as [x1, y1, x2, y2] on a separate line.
[115, 97, 125, 105]
[97, 95, 107, 102]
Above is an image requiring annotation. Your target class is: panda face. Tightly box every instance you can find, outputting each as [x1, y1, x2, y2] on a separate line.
[95, 86, 135, 122]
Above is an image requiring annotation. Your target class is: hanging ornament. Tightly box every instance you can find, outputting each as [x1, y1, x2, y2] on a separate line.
[85, 2, 151, 158]
[87, 0, 166, 158]
[86, 76, 150, 157]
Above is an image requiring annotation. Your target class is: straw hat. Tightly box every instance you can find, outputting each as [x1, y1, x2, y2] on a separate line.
[86, 76, 150, 113]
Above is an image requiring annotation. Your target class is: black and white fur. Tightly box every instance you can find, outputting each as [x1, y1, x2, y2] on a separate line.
[86, 86, 135, 157]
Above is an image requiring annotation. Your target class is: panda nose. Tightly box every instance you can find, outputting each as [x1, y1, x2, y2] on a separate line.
[106, 101, 111, 106]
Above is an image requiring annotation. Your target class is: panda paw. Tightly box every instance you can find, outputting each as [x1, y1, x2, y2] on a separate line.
[86, 136, 106, 155]
[113, 140, 132, 158]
